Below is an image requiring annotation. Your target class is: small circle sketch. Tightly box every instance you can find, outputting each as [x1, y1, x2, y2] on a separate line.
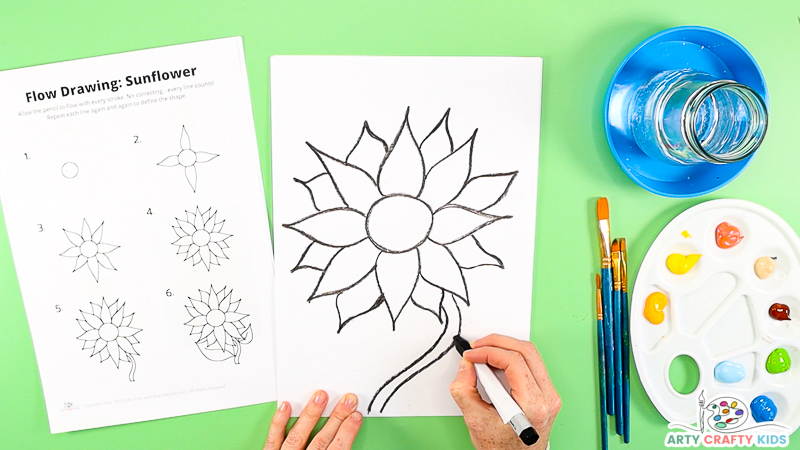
[62, 162, 79, 179]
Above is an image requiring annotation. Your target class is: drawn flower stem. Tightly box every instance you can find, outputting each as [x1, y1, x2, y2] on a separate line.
[128, 355, 137, 382]
[368, 293, 462, 413]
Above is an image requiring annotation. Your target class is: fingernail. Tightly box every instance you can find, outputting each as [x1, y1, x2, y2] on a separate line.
[458, 358, 468, 371]
[314, 391, 326, 405]
[279, 401, 289, 412]
[352, 412, 363, 423]
[343, 394, 357, 408]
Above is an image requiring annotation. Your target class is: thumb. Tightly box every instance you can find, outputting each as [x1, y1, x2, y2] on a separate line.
[449, 357, 492, 414]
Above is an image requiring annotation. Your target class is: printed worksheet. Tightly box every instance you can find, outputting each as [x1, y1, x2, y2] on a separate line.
[0, 37, 275, 433]
[271, 56, 542, 416]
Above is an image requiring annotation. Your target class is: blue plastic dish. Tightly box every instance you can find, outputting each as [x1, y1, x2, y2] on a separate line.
[604, 26, 769, 198]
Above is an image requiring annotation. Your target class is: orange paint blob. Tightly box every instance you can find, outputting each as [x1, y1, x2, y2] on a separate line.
[644, 292, 668, 324]
[716, 222, 744, 249]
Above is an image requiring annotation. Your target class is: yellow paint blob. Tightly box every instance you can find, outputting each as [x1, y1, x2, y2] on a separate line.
[681, 230, 691, 238]
[645, 292, 668, 324]
[667, 253, 701, 275]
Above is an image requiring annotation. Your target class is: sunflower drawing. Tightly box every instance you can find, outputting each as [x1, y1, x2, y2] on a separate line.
[76, 298, 141, 381]
[184, 285, 252, 364]
[171, 207, 232, 270]
[284, 108, 516, 412]
[60, 219, 119, 282]
[157, 125, 219, 192]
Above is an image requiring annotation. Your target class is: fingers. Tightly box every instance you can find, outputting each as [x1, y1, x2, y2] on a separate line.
[308, 394, 359, 450]
[471, 334, 559, 408]
[327, 412, 363, 450]
[282, 390, 329, 450]
[264, 401, 291, 450]
[449, 357, 494, 416]
[462, 346, 545, 414]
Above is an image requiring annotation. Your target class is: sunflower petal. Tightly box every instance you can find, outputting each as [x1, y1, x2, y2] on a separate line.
[218, 289, 232, 312]
[185, 165, 198, 192]
[99, 346, 110, 361]
[107, 339, 120, 367]
[418, 240, 468, 304]
[96, 253, 116, 270]
[185, 316, 208, 326]
[74, 255, 88, 271]
[81, 219, 92, 241]
[429, 205, 509, 245]
[118, 337, 137, 356]
[292, 242, 339, 272]
[121, 313, 134, 327]
[308, 143, 381, 214]
[81, 310, 102, 329]
[190, 298, 210, 315]
[377, 109, 424, 197]
[111, 305, 124, 326]
[451, 172, 518, 211]
[419, 131, 473, 210]
[77, 319, 93, 331]
[96, 243, 119, 254]
[310, 239, 380, 299]
[176, 219, 195, 236]
[94, 340, 108, 356]
[91, 222, 104, 243]
[199, 324, 214, 340]
[345, 121, 388, 181]
[336, 270, 382, 331]
[63, 229, 84, 246]
[208, 287, 219, 310]
[419, 109, 454, 172]
[214, 326, 228, 350]
[223, 322, 243, 340]
[100, 300, 111, 323]
[446, 235, 504, 269]
[284, 208, 367, 247]
[195, 151, 219, 163]
[60, 246, 82, 257]
[77, 329, 100, 341]
[376, 250, 420, 321]
[118, 326, 141, 337]
[411, 276, 444, 319]
[157, 154, 180, 167]
[88, 257, 101, 282]
[172, 235, 193, 246]
[294, 174, 346, 212]
[185, 306, 201, 318]
[199, 245, 211, 270]
[225, 311, 248, 322]
[180, 125, 191, 149]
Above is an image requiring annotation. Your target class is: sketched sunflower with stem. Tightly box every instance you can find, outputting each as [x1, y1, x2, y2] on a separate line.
[76, 298, 141, 381]
[284, 108, 516, 413]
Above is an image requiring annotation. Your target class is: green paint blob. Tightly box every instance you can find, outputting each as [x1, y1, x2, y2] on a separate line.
[766, 348, 791, 374]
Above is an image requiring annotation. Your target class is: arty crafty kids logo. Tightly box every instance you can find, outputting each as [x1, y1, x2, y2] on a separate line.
[665, 391, 790, 447]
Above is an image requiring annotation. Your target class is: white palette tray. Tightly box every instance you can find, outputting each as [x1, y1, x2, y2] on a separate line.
[631, 199, 800, 433]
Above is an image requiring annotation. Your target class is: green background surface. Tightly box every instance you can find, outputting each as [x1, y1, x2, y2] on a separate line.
[2, 1, 800, 448]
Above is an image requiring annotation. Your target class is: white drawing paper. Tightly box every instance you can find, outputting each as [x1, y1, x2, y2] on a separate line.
[271, 56, 542, 416]
[0, 37, 275, 433]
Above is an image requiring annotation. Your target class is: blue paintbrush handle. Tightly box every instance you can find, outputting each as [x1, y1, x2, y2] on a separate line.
[622, 290, 631, 443]
[597, 317, 608, 450]
[614, 287, 623, 436]
[601, 268, 614, 415]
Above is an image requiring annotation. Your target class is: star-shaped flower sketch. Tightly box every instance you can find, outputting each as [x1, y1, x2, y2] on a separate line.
[76, 297, 141, 381]
[60, 219, 119, 282]
[171, 207, 232, 270]
[285, 108, 516, 331]
[158, 125, 218, 192]
[184, 285, 252, 364]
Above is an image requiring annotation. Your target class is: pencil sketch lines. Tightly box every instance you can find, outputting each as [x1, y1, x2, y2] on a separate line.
[158, 125, 219, 192]
[283, 108, 517, 413]
[76, 297, 141, 381]
[184, 285, 252, 364]
[60, 219, 119, 282]
[171, 207, 232, 270]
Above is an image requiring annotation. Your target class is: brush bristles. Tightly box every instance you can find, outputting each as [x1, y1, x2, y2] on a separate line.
[596, 273, 600, 289]
[597, 197, 609, 221]
[620, 238, 626, 252]
[612, 239, 619, 252]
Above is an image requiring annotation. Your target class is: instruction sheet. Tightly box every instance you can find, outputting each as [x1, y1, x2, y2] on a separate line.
[0, 37, 275, 433]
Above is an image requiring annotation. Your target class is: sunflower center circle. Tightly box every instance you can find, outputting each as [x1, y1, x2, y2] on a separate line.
[192, 229, 210, 246]
[366, 194, 433, 253]
[80, 240, 98, 257]
[206, 309, 226, 327]
[98, 323, 119, 341]
[178, 149, 197, 167]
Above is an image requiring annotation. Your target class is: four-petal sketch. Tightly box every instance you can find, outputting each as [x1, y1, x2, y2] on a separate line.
[171, 207, 232, 270]
[76, 298, 141, 381]
[284, 108, 517, 413]
[184, 285, 253, 364]
[158, 125, 219, 192]
[60, 219, 119, 282]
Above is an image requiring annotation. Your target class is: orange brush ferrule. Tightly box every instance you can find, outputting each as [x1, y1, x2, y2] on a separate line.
[612, 239, 622, 290]
[597, 198, 611, 268]
[620, 238, 628, 293]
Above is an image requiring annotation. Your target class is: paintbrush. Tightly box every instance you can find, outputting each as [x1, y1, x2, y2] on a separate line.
[596, 274, 609, 450]
[621, 238, 631, 443]
[612, 239, 623, 436]
[596, 197, 615, 415]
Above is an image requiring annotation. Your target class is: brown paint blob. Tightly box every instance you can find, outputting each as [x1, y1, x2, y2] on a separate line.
[769, 303, 791, 321]
[716, 222, 744, 249]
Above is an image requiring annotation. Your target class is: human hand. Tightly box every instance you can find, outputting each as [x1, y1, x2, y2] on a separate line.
[264, 390, 363, 450]
[449, 334, 561, 449]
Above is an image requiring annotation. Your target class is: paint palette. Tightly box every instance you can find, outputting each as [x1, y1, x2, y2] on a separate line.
[631, 199, 800, 433]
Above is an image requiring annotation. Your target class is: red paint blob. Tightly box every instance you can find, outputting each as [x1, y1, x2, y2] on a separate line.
[716, 222, 744, 249]
[769, 303, 791, 321]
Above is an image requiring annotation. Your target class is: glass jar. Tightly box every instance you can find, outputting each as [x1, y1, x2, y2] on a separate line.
[629, 69, 768, 166]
